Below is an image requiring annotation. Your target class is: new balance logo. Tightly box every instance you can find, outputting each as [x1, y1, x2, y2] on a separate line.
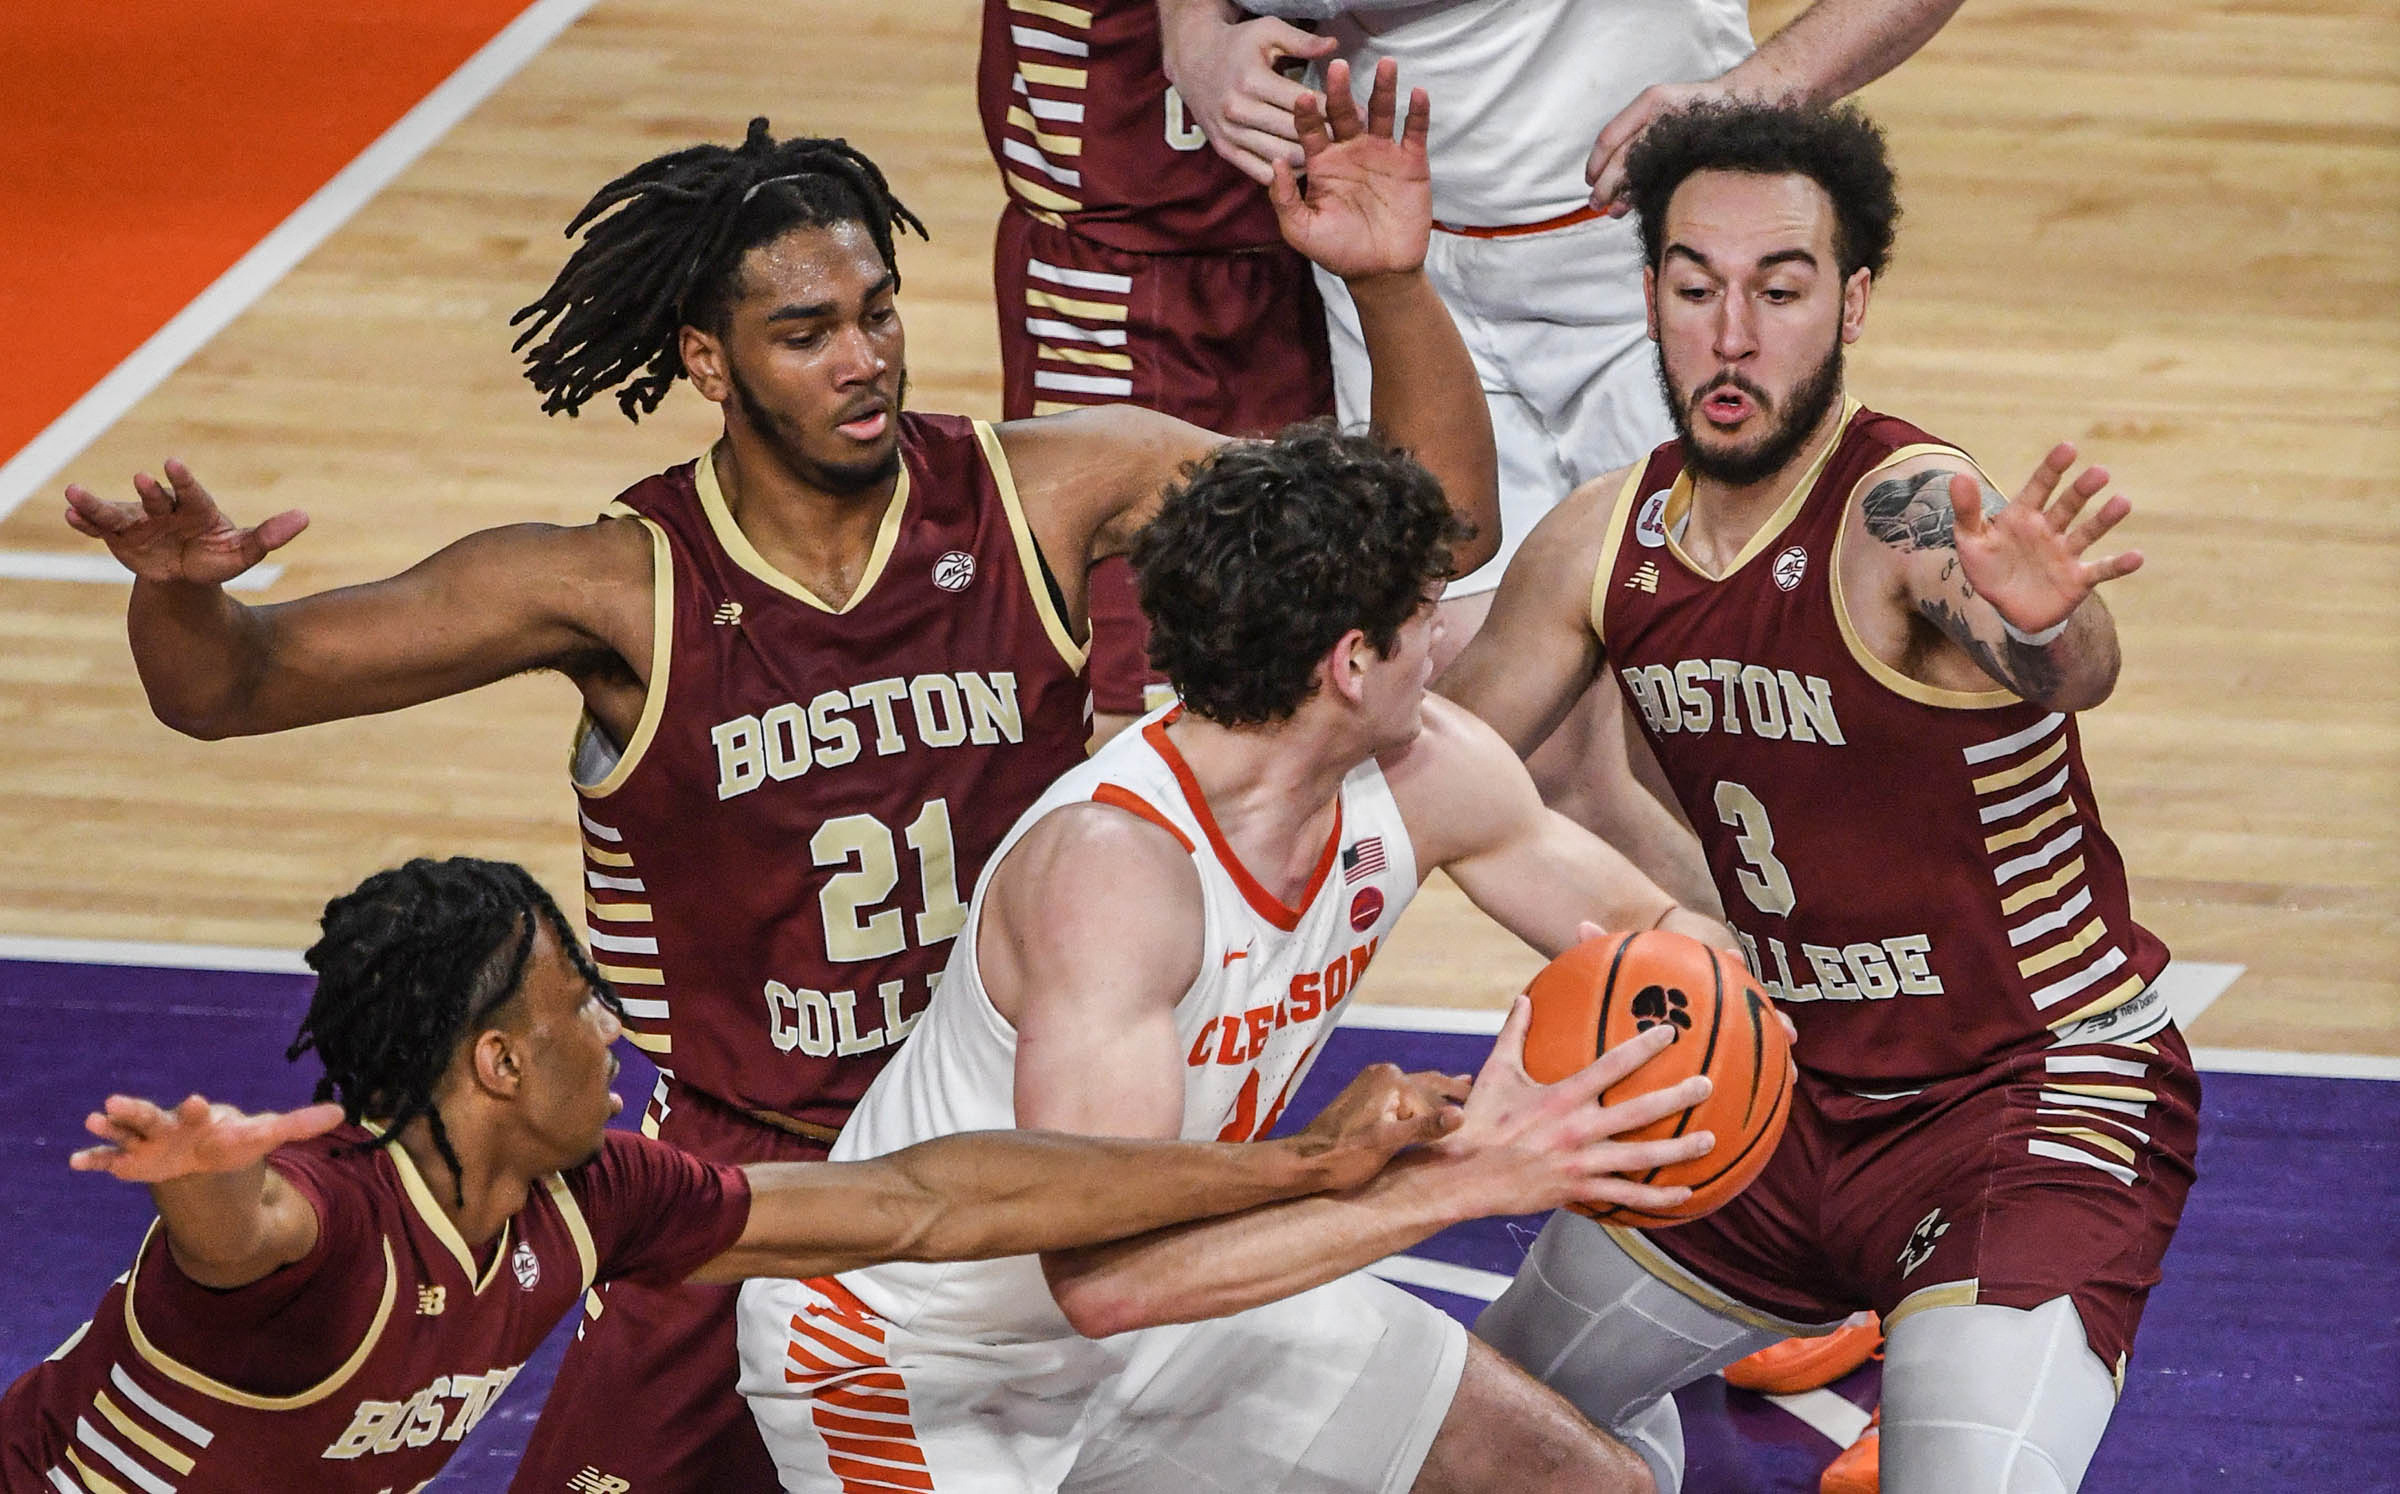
[568, 1471, 632, 1494]
[416, 1285, 446, 1316]
[1626, 562, 1661, 594]
[713, 599, 744, 626]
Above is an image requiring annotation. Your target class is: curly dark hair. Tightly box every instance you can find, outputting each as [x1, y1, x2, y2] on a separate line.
[1625, 100, 1900, 281]
[1132, 424, 1468, 726]
[287, 858, 616, 1204]
[510, 117, 926, 421]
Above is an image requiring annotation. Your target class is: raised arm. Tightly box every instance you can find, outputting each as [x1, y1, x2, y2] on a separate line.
[63, 459, 648, 738]
[1856, 444, 2136, 712]
[70, 1093, 348, 1289]
[1585, 0, 1969, 209]
[690, 1061, 1460, 1283]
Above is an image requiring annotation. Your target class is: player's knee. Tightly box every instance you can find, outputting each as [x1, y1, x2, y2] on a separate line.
[1882, 1298, 2118, 1494]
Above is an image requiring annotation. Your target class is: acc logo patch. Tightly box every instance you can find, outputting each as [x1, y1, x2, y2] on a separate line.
[1348, 887, 1384, 932]
[1772, 546, 1808, 591]
[932, 551, 977, 593]
[1634, 491, 1671, 549]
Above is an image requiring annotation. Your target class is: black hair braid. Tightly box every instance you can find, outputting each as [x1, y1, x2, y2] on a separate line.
[510, 118, 927, 422]
[287, 857, 617, 1205]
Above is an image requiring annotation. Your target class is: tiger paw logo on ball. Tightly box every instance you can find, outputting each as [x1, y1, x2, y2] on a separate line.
[1630, 983, 1693, 1038]
[931, 550, 977, 592]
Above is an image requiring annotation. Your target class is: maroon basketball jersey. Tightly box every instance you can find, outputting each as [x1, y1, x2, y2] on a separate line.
[571, 413, 1090, 1129]
[0, 1129, 747, 1493]
[1593, 400, 2170, 1087]
[978, 0, 1284, 252]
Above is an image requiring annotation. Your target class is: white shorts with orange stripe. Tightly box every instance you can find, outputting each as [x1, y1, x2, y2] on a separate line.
[736, 1269, 1466, 1494]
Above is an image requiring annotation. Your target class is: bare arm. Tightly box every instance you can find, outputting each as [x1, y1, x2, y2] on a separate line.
[691, 1063, 1460, 1283]
[63, 460, 646, 738]
[70, 1094, 349, 1289]
[1437, 475, 1618, 756]
[1584, 0, 1970, 209]
[1044, 1002, 1711, 1336]
[1857, 445, 2137, 712]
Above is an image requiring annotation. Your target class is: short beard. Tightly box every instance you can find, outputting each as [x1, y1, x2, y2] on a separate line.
[728, 364, 907, 498]
[1660, 339, 1845, 488]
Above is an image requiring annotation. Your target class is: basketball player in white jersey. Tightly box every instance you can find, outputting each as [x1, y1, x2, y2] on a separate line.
[1160, 0, 1969, 887]
[735, 423, 1740, 1493]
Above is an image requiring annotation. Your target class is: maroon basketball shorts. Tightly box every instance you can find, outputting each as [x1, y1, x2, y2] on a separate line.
[1633, 1026, 2202, 1377]
[509, 1080, 829, 1494]
[993, 203, 1333, 715]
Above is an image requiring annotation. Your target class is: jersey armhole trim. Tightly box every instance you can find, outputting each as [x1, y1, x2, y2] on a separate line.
[123, 1223, 399, 1411]
[575, 515, 675, 799]
[1090, 783, 1195, 853]
[1829, 444, 2023, 711]
[976, 420, 1090, 673]
[1588, 464, 1651, 648]
[542, 1174, 600, 1294]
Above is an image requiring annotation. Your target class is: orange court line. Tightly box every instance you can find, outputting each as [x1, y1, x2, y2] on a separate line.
[0, 1, 542, 470]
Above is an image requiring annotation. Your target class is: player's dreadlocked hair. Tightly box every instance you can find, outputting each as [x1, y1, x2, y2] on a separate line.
[510, 117, 927, 422]
[287, 858, 619, 1204]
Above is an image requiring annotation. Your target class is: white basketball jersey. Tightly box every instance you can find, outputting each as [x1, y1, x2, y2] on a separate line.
[828, 705, 1420, 1343]
[1325, 0, 1755, 226]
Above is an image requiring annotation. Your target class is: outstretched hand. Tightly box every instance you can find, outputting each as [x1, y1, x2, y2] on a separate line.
[1951, 442, 2141, 635]
[1291, 1061, 1470, 1190]
[1437, 996, 1713, 1218]
[1269, 58, 1432, 282]
[64, 459, 308, 586]
[71, 1094, 347, 1184]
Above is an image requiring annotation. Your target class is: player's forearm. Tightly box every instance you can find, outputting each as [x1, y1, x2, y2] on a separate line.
[1042, 1152, 1470, 1337]
[1998, 598, 2121, 713]
[1349, 270, 1501, 572]
[126, 579, 277, 739]
[150, 1165, 314, 1289]
[1731, 0, 1968, 103]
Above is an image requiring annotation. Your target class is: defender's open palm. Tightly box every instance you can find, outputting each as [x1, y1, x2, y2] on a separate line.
[1441, 997, 1714, 1218]
[1269, 58, 1432, 282]
[71, 1094, 346, 1184]
[64, 459, 308, 586]
[1951, 443, 2142, 634]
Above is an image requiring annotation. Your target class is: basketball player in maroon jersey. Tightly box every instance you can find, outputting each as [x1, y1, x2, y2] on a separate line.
[59, 68, 1495, 1494]
[1, 855, 1573, 1494]
[982, 0, 1337, 740]
[1444, 103, 2199, 1493]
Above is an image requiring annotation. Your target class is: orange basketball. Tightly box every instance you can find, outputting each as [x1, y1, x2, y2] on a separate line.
[1521, 929, 1794, 1228]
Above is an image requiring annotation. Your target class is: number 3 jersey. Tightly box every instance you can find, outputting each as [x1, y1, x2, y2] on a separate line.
[1594, 401, 2170, 1089]
[571, 413, 1091, 1130]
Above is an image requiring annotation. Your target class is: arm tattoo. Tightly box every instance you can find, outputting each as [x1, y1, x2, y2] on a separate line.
[1861, 469, 2007, 554]
[1917, 597, 2066, 702]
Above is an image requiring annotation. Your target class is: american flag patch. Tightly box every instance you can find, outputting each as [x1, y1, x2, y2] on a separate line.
[1342, 838, 1386, 882]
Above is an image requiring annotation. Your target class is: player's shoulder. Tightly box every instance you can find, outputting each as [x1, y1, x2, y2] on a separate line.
[1508, 463, 1643, 584]
[1004, 795, 1202, 900]
[1377, 694, 1521, 803]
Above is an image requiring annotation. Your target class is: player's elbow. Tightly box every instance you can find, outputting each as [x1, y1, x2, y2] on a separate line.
[1044, 1254, 1160, 1339]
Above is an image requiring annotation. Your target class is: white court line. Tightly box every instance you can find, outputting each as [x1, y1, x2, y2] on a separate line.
[0, 934, 308, 975]
[2186, 1048, 2400, 1081]
[0, 0, 603, 524]
[0, 551, 282, 592]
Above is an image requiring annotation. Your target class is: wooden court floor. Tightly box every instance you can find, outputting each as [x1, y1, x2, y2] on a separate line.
[0, 0, 2391, 1056]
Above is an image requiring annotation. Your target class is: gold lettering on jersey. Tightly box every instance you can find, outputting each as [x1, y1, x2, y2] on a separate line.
[712, 673, 1026, 799]
[322, 1365, 520, 1460]
[1619, 662, 1845, 746]
[763, 972, 933, 1058]
[1732, 929, 1944, 1003]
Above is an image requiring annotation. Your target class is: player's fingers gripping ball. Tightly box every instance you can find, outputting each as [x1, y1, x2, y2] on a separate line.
[1523, 930, 1794, 1227]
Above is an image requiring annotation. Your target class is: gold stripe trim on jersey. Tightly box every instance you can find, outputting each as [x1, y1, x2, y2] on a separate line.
[1884, 1278, 1981, 1331]
[1016, 61, 1086, 89]
[543, 1174, 601, 1294]
[1972, 734, 2071, 795]
[626, 1029, 674, 1055]
[2049, 973, 2150, 1029]
[1986, 800, 2077, 853]
[574, 513, 674, 800]
[583, 845, 635, 869]
[2018, 917, 2111, 978]
[125, 1224, 397, 1410]
[696, 444, 907, 614]
[584, 897, 653, 923]
[596, 962, 665, 985]
[1007, 170, 1082, 212]
[1005, 106, 1084, 157]
[1035, 341, 1131, 370]
[2000, 856, 2085, 916]
[2038, 1125, 2139, 1165]
[2045, 1080, 2155, 1103]
[92, 1388, 195, 1475]
[1022, 286, 1124, 322]
[1010, 0, 1093, 26]
[1828, 442, 2021, 709]
[975, 419, 1089, 672]
[1031, 399, 1088, 416]
[1659, 397, 1862, 585]
[65, 1448, 130, 1494]
[1587, 463, 1649, 645]
[1600, 1224, 1832, 1337]
[379, 1128, 515, 1292]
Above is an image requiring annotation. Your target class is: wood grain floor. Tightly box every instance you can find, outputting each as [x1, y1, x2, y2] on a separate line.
[1, 0, 2391, 1055]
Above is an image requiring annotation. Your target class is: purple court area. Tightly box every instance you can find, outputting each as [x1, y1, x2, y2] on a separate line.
[3, 956, 2394, 1492]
